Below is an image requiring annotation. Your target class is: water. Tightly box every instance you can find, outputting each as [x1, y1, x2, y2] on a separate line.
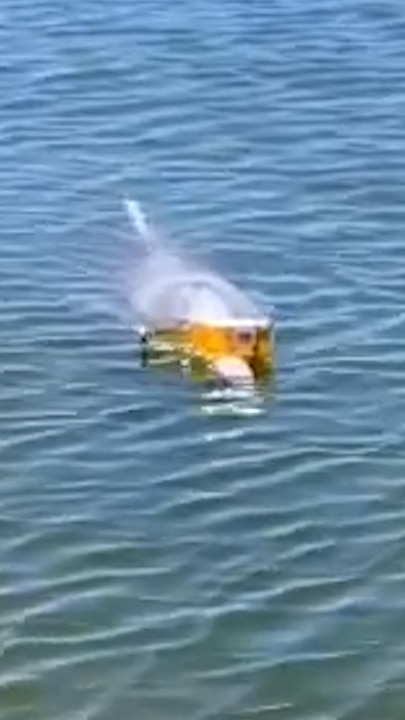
[2, 1, 405, 718]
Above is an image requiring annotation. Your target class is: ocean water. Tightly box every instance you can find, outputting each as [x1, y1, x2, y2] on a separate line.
[2, 0, 405, 718]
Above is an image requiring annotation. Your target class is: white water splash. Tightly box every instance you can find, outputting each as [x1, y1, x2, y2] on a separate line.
[124, 198, 264, 328]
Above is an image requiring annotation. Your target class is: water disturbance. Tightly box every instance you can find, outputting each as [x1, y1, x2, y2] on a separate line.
[2, 1, 405, 719]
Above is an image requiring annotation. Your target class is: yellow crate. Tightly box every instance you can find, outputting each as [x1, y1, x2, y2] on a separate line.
[140, 317, 275, 381]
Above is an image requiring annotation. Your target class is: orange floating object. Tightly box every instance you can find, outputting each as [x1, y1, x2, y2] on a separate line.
[140, 316, 275, 382]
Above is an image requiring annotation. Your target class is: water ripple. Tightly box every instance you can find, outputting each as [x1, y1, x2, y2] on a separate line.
[2, 0, 405, 718]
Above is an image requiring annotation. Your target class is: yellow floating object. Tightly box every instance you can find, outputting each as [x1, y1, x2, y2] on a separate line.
[140, 316, 275, 381]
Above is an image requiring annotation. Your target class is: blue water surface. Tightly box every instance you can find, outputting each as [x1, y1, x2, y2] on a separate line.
[2, 1, 405, 718]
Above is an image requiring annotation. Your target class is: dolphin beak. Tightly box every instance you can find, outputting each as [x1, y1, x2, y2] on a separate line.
[211, 355, 254, 383]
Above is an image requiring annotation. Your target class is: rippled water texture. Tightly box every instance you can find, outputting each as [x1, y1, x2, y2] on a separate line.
[2, 1, 405, 718]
